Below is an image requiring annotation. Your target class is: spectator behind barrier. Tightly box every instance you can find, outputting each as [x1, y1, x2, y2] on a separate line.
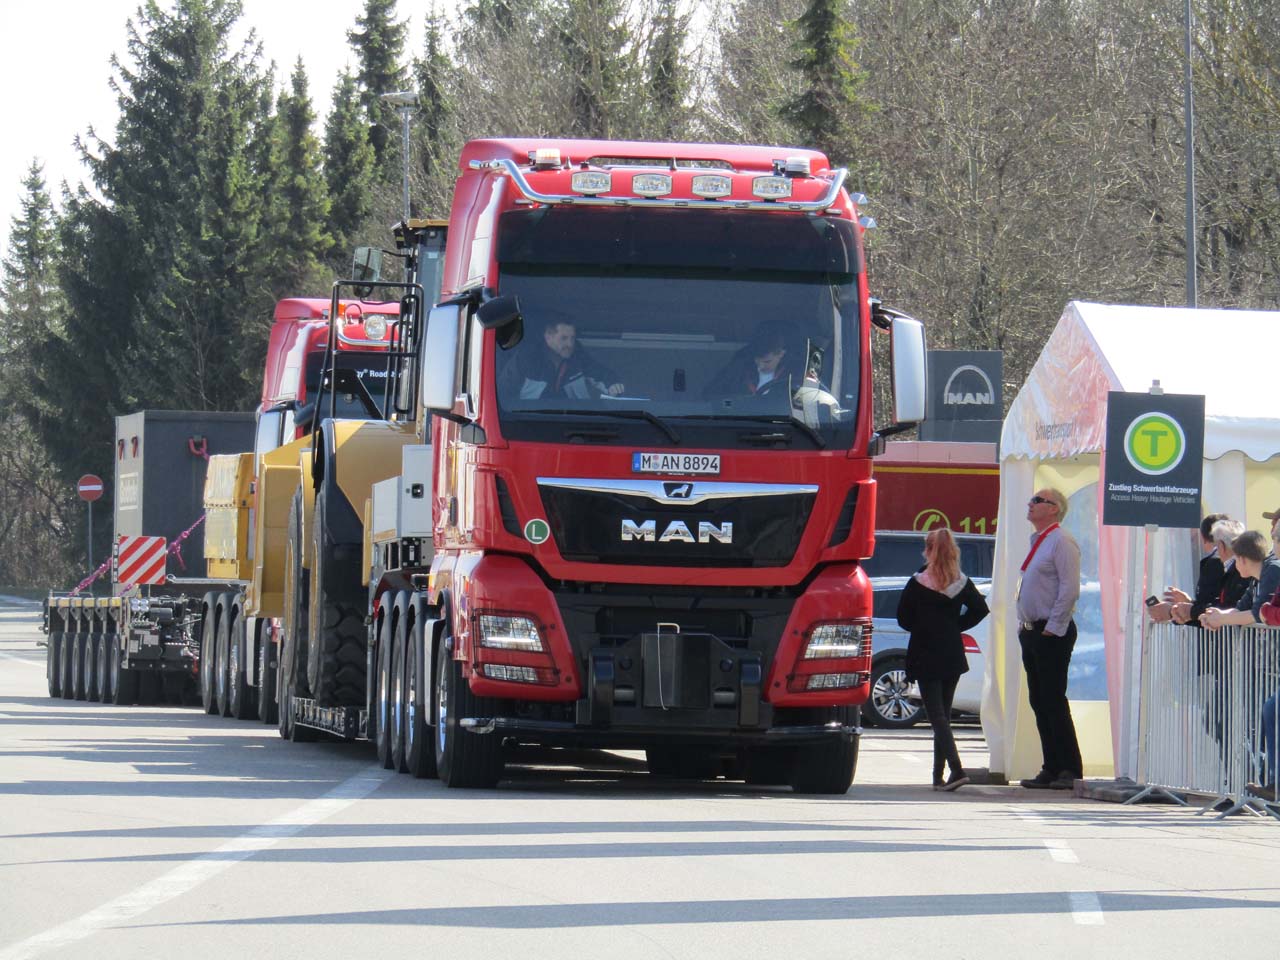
[1199, 530, 1278, 630]
[1150, 512, 1228, 624]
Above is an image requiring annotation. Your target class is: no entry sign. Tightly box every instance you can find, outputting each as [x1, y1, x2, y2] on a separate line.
[77, 474, 104, 502]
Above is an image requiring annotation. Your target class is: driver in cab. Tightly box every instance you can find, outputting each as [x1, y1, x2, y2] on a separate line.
[499, 320, 625, 401]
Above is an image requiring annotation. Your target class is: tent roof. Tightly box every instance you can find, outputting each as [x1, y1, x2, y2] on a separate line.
[1001, 301, 1280, 462]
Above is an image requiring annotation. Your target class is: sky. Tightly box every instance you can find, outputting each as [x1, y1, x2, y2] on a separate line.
[0, 0, 436, 255]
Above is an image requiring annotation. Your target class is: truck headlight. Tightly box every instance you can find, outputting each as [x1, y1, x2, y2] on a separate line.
[477, 615, 544, 652]
[803, 623, 864, 659]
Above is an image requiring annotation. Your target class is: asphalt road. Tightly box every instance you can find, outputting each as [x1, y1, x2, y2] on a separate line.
[2, 596, 1279, 959]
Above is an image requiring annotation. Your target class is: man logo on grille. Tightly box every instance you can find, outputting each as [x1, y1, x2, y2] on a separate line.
[663, 482, 694, 499]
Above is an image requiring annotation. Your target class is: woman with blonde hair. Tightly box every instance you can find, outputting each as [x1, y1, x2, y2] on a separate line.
[896, 527, 990, 791]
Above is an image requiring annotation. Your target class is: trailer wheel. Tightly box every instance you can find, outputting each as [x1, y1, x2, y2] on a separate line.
[96, 630, 113, 704]
[47, 630, 63, 697]
[402, 613, 437, 779]
[646, 747, 717, 780]
[256, 620, 278, 725]
[785, 706, 859, 795]
[216, 594, 234, 717]
[200, 592, 220, 715]
[306, 485, 366, 708]
[374, 608, 395, 769]
[278, 491, 317, 742]
[434, 639, 504, 788]
[60, 632, 76, 699]
[72, 633, 89, 700]
[85, 633, 102, 702]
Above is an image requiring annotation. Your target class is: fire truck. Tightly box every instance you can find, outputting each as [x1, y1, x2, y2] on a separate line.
[41, 295, 406, 710]
[277, 138, 926, 794]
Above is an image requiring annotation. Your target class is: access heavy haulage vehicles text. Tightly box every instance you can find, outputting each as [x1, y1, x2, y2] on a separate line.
[277, 138, 927, 793]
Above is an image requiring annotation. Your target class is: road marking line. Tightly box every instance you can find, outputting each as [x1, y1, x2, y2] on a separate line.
[1069, 891, 1104, 925]
[0, 766, 393, 960]
[1044, 839, 1079, 863]
[897, 753, 923, 764]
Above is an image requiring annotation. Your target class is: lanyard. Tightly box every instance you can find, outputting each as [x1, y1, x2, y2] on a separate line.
[1021, 523, 1059, 572]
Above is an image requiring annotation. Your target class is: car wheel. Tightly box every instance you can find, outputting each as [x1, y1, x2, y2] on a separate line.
[868, 656, 924, 729]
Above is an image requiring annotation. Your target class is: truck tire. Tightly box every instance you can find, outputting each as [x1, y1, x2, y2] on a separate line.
[60, 632, 76, 699]
[85, 633, 102, 702]
[434, 639, 504, 788]
[96, 630, 114, 704]
[390, 614, 409, 773]
[403, 612, 437, 779]
[742, 747, 793, 786]
[256, 620, 278, 725]
[72, 632, 89, 700]
[200, 592, 220, 715]
[278, 490, 318, 742]
[112, 642, 139, 706]
[374, 608, 395, 770]
[785, 706, 859, 795]
[215, 594, 234, 717]
[306, 485, 366, 708]
[866, 655, 924, 729]
[646, 747, 717, 780]
[47, 630, 63, 697]
[227, 609, 255, 720]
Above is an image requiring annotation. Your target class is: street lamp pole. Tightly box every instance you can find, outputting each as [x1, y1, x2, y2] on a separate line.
[381, 91, 418, 222]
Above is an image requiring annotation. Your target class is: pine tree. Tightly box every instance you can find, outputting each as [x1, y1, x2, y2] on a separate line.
[348, 0, 409, 167]
[555, 0, 637, 139]
[413, 4, 456, 186]
[645, 0, 690, 140]
[324, 70, 377, 250]
[780, 0, 869, 165]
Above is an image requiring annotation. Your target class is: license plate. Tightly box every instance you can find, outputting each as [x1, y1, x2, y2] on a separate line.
[632, 452, 721, 475]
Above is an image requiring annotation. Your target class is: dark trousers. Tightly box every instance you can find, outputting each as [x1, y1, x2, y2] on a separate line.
[1019, 619, 1083, 778]
[920, 675, 963, 781]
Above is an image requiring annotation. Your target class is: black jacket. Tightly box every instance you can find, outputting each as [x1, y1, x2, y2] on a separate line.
[895, 574, 989, 682]
[1188, 552, 1226, 622]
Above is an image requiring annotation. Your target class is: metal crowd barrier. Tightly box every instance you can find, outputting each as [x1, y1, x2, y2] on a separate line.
[1131, 622, 1280, 819]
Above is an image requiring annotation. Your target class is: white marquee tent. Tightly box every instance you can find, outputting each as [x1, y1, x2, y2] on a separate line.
[983, 301, 1280, 780]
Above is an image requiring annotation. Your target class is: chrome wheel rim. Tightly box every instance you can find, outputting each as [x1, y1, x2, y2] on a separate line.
[436, 648, 448, 756]
[871, 668, 921, 722]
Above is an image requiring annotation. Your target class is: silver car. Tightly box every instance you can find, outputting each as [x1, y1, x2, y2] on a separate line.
[861, 533, 994, 729]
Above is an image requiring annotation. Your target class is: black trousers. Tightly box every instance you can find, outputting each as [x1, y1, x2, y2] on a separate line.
[919, 674, 962, 781]
[1018, 619, 1083, 778]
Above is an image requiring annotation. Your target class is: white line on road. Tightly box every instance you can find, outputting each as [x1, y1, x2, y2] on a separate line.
[1069, 891, 1105, 925]
[897, 753, 923, 764]
[1044, 839, 1079, 863]
[0, 765, 394, 960]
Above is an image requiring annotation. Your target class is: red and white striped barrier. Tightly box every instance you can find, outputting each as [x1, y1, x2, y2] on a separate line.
[116, 535, 168, 586]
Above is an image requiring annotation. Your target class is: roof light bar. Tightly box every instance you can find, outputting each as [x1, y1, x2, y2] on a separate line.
[472, 158, 848, 214]
[571, 171, 611, 194]
[752, 176, 793, 200]
[691, 174, 732, 198]
[632, 173, 672, 196]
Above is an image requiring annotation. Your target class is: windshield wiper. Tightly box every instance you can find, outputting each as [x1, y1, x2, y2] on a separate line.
[524, 407, 681, 445]
[674, 412, 826, 449]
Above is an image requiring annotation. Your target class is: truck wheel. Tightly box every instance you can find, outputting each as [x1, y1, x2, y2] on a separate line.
[282, 490, 312, 701]
[97, 631, 114, 704]
[743, 748, 794, 786]
[402, 613, 437, 779]
[646, 747, 717, 780]
[374, 609, 395, 769]
[85, 633, 102, 702]
[256, 620, 278, 725]
[112, 651, 139, 706]
[867, 656, 924, 729]
[390, 613, 410, 773]
[61, 632, 76, 699]
[433, 639, 504, 788]
[47, 630, 63, 697]
[200, 593, 220, 715]
[786, 707, 859, 795]
[227, 611, 256, 720]
[306, 485, 366, 708]
[72, 633, 89, 700]
[216, 594, 234, 717]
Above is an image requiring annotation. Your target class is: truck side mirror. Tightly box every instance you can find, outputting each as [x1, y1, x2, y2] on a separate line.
[477, 295, 523, 350]
[352, 246, 381, 299]
[890, 315, 927, 424]
[420, 303, 462, 414]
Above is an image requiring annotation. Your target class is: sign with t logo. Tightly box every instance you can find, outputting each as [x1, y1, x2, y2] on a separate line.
[1103, 390, 1205, 528]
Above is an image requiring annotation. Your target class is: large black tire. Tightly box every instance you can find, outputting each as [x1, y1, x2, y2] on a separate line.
[228, 610, 256, 720]
[742, 747, 794, 786]
[216, 594, 234, 717]
[866, 655, 924, 730]
[390, 612, 409, 773]
[200, 592, 220, 715]
[96, 630, 114, 704]
[72, 633, 89, 700]
[306, 485, 366, 707]
[403, 612, 438, 779]
[47, 630, 63, 697]
[257, 621, 279, 725]
[433, 639, 504, 788]
[85, 633, 102, 702]
[112, 641, 139, 706]
[786, 706, 860, 795]
[278, 490, 317, 742]
[60, 632, 76, 699]
[646, 746, 718, 780]
[374, 608, 396, 770]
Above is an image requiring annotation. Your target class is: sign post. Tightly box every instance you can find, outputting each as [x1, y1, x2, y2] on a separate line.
[77, 474, 104, 591]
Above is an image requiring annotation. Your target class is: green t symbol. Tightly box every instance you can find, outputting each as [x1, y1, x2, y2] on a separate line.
[1140, 426, 1169, 457]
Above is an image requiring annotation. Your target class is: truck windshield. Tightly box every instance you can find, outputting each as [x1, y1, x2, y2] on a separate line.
[305, 353, 392, 420]
[493, 206, 862, 450]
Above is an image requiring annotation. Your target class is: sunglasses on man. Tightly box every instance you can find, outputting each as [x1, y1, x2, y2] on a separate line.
[1029, 496, 1054, 505]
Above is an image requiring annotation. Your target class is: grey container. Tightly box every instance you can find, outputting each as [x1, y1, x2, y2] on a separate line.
[113, 410, 256, 591]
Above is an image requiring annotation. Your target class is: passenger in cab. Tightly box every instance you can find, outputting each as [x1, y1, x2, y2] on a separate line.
[498, 320, 625, 401]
